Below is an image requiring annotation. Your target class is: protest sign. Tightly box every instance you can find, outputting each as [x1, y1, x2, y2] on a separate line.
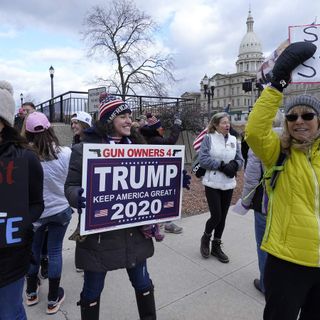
[289, 24, 320, 83]
[0, 158, 29, 248]
[80, 144, 185, 235]
[88, 87, 106, 113]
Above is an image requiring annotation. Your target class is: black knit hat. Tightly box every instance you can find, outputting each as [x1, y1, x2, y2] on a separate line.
[285, 95, 320, 115]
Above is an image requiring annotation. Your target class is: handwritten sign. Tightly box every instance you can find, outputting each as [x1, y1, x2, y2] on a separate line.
[80, 144, 185, 235]
[0, 158, 29, 248]
[88, 87, 106, 113]
[289, 24, 320, 83]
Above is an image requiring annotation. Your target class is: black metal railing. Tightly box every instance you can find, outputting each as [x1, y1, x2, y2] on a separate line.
[36, 90, 200, 126]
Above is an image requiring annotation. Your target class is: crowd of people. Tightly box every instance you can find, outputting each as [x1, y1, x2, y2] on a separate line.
[1, 41, 320, 320]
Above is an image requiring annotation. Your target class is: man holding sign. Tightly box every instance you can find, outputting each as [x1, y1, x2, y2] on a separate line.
[0, 81, 44, 320]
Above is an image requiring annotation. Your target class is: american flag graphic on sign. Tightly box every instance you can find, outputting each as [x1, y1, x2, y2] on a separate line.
[163, 201, 174, 208]
[94, 208, 108, 218]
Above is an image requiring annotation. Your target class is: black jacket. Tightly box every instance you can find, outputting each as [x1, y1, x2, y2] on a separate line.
[0, 143, 44, 288]
[141, 124, 181, 145]
[64, 127, 154, 272]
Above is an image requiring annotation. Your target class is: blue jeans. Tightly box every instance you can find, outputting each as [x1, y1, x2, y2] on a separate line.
[28, 207, 72, 279]
[0, 277, 27, 320]
[82, 261, 152, 302]
[254, 210, 267, 293]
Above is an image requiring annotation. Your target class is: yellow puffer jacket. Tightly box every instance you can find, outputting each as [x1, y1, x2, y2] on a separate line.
[245, 86, 320, 267]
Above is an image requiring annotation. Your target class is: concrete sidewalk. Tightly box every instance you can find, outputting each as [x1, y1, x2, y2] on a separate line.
[25, 206, 265, 320]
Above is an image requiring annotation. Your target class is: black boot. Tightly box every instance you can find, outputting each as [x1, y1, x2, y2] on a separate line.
[135, 283, 156, 320]
[200, 232, 211, 258]
[77, 296, 100, 320]
[211, 239, 229, 263]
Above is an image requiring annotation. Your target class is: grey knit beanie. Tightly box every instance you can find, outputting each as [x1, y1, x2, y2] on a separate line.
[0, 80, 15, 126]
[285, 95, 320, 115]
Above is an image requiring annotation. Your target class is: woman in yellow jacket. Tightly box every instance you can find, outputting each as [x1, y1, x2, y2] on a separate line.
[246, 41, 320, 320]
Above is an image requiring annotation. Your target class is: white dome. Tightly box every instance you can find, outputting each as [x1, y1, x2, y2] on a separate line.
[238, 10, 262, 56]
[239, 31, 262, 55]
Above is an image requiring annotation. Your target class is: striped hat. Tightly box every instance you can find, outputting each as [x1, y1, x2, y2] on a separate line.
[146, 113, 162, 130]
[98, 93, 131, 122]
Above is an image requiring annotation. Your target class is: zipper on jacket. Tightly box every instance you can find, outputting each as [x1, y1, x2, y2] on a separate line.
[307, 149, 320, 266]
[98, 234, 101, 244]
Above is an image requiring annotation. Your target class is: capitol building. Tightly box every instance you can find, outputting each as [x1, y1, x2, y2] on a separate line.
[182, 10, 320, 123]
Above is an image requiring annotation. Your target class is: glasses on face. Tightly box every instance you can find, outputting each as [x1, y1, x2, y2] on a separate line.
[285, 113, 317, 122]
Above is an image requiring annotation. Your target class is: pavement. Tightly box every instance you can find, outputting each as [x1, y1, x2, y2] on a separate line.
[25, 206, 265, 320]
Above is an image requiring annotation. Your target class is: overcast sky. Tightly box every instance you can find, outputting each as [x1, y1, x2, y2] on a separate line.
[0, 0, 319, 106]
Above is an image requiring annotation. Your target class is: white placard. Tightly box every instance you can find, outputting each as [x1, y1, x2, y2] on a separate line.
[289, 24, 320, 83]
[88, 87, 106, 113]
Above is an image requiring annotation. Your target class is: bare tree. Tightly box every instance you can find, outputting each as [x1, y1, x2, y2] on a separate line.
[82, 0, 176, 97]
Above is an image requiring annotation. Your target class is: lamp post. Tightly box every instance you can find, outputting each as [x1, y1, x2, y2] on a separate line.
[203, 76, 215, 118]
[20, 93, 23, 106]
[49, 66, 55, 122]
[49, 66, 54, 98]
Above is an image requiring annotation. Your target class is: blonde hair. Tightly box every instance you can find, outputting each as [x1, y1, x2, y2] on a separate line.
[281, 105, 320, 154]
[207, 112, 229, 133]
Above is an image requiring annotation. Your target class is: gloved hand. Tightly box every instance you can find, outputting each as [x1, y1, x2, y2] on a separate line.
[182, 169, 191, 190]
[77, 188, 86, 214]
[221, 160, 238, 178]
[174, 118, 182, 126]
[270, 41, 316, 92]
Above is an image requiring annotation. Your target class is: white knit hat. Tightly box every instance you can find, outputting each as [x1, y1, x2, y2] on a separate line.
[0, 80, 15, 126]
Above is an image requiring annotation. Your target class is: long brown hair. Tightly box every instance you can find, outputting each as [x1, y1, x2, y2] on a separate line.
[25, 127, 61, 161]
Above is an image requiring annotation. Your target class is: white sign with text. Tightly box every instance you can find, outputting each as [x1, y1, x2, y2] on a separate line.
[289, 24, 320, 83]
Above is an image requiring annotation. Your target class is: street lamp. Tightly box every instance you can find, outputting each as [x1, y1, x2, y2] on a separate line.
[49, 66, 55, 122]
[49, 66, 55, 98]
[203, 76, 215, 117]
[20, 93, 23, 106]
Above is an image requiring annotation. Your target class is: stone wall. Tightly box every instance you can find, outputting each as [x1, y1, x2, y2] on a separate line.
[52, 123, 73, 146]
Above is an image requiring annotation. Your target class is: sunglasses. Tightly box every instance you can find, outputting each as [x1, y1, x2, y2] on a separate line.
[285, 113, 317, 122]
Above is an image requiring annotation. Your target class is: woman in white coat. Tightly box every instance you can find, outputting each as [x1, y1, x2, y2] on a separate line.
[199, 112, 243, 263]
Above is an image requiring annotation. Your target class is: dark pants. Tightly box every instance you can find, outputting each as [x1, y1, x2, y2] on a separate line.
[204, 187, 233, 239]
[264, 254, 320, 320]
[82, 260, 152, 302]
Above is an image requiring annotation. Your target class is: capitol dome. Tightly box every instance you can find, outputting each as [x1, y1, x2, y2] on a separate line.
[236, 11, 264, 73]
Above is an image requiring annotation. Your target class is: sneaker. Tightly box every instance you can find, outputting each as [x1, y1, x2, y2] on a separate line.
[25, 276, 40, 306]
[164, 222, 183, 234]
[40, 257, 48, 279]
[46, 287, 65, 314]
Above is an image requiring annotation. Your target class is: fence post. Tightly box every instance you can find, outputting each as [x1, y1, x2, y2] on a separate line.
[59, 95, 63, 122]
